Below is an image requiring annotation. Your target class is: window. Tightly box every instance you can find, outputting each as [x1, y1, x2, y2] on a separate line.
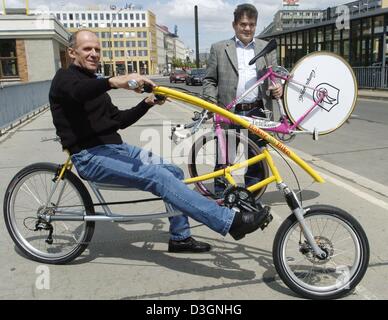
[106, 13, 110, 20]
[75, 13, 79, 20]
[56, 13, 60, 19]
[88, 13, 92, 20]
[130, 23, 135, 27]
[115, 50, 125, 57]
[118, 14, 122, 20]
[88, 23, 92, 27]
[124, 14, 128, 20]
[142, 13, 146, 20]
[126, 40, 136, 47]
[70, 23, 74, 28]
[62, 13, 67, 20]
[114, 41, 124, 48]
[94, 23, 98, 28]
[0, 40, 19, 78]
[127, 50, 137, 56]
[125, 23, 128, 27]
[69, 13, 73, 20]
[119, 23, 123, 27]
[136, 23, 140, 27]
[82, 13, 86, 20]
[100, 13, 104, 20]
[64, 23, 68, 28]
[138, 40, 147, 47]
[130, 14, 134, 20]
[125, 32, 136, 38]
[103, 51, 112, 58]
[136, 13, 140, 20]
[142, 23, 146, 27]
[139, 50, 148, 56]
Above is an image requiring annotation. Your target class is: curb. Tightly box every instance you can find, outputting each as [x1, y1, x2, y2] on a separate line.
[358, 95, 388, 101]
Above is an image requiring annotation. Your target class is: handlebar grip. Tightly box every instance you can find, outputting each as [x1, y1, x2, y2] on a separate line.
[142, 83, 154, 93]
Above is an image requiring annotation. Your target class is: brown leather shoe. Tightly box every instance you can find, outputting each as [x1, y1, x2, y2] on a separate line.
[168, 236, 211, 253]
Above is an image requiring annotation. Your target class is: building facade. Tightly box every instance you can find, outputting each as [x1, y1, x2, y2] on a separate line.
[262, 9, 324, 35]
[156, 24, 188, 74]
[0, 13, 70, 82]
[260, 0, 388, 70]
[52, 8, 158, 76]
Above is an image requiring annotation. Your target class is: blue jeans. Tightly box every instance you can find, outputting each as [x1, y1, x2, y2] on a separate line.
[71, 143, 235, 240]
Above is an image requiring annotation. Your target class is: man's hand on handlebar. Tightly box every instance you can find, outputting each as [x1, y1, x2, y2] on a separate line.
[145, 94, 167, 107]
[108, 74, 156, 92]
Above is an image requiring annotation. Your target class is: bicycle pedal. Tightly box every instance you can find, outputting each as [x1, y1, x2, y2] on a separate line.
[259, 207, 273, 230]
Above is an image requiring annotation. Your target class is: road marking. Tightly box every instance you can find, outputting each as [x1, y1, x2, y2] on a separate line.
[290, 147, 388, 212]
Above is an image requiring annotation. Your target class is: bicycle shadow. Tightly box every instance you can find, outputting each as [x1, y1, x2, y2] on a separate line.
[261, 189, 320, 206]
[66, 220, 299, 298]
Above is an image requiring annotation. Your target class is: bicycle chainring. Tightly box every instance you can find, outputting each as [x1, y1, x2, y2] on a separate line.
[222, 186, 262, 212]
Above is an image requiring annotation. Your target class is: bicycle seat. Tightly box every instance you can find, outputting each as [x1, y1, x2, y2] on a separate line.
[248, 38, 277, 66]
[90, 181, 140, 191]
[77, 172, 139, 191]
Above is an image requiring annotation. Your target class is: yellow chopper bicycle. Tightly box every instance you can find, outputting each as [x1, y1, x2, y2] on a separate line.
[3, 85, 369, 300]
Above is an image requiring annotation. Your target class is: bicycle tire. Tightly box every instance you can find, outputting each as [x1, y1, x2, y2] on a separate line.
[188, 130, 269, 200]
[283, 52, 357, 135]
[273, 205, 369, 300]
[3, 163, 95, 264]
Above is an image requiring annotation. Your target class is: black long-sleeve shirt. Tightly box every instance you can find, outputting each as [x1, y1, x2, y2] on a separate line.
[49, 64, 152, 154]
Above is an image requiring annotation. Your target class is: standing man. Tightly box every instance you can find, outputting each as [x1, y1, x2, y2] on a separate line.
[49, 30, 271, 253]
[203, 3, 283, 193]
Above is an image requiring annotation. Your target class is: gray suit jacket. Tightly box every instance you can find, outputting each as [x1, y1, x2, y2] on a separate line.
[203, 37, 278, 112]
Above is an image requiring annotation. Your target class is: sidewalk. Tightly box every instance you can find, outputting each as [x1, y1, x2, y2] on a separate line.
[358, 89, 388, 100]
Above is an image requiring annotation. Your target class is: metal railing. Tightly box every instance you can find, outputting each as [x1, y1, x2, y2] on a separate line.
[353, 66, 387, 89]
[0, 80, 51, 132]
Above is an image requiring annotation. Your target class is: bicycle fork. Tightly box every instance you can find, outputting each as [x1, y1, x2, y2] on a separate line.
[277, 182, 327, 259]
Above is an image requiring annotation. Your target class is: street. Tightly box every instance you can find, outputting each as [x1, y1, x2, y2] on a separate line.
[0, 85, 387, 300]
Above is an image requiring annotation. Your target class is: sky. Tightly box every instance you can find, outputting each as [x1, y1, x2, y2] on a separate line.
[3, 0, 350, 52]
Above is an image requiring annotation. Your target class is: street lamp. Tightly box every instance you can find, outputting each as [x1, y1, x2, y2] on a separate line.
[109, 6, 124, 76]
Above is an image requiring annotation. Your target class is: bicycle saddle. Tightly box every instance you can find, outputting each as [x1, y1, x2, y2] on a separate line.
[248, 38, 277, 66]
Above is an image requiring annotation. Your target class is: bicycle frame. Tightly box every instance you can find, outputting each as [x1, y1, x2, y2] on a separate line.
[215, 66, 327, 136]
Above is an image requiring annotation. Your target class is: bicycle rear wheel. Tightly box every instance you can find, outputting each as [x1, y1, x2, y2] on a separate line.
[273, 205, 369, 299]
[188, 130, 269, 200]
[3, 163, 95, 264]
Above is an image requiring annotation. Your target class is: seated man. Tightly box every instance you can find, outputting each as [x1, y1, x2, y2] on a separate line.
[49, 30, 270, 253]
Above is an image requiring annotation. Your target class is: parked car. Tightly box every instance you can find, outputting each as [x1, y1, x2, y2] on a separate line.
[169, 70, 187, 83]
[185, 68, 206, 86]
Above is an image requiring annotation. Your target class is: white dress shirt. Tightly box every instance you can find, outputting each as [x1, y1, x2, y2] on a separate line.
[235, 37, 260, 103]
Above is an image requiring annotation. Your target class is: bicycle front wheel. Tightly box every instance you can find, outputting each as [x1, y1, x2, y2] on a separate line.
[273, 205, 369, 299]
[3, 163, 95, 264]
[188, 130, 269, 200]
